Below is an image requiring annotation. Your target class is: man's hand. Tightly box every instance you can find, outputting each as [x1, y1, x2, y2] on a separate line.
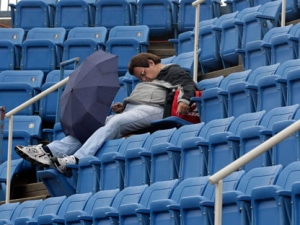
[111, 102, 124, 114]
[176, 102, 190, 115]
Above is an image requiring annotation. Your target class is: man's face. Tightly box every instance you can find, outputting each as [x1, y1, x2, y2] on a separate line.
[133, 60, 159, 82]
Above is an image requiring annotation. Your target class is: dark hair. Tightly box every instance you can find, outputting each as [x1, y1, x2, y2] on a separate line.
[128, 53, 161, 75]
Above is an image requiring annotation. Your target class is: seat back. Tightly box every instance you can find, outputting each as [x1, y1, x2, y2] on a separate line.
[0, 28, 25, 70]
[125, 128, 177, 187]
[95, 0, 132, 30]
[287, 68, 300, 106]
[0, 202, 20, 221]
[171, 51, 196, 78]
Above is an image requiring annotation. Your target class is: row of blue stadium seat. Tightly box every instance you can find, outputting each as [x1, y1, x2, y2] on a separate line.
[32, 104, 300, 198]
[0, 26, 149, 76]
[4, 161, 300, 225]
[9, 0, 222, 37]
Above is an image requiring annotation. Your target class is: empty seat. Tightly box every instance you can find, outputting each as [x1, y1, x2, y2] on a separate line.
[136, 0, 178, 38]
[225, 0, 252, 12]
[227, 64, 280, 118]
[287, 68, 300, 106]
[118, 179, 179, 225]
[199, 11, 239, 74]
[124, 128, 177, 187]
[176, 0, 221, 33]
[197, 75, 224, 90]
[192, 70, 251, 123]
[9, 0, 56, 32]
[207, 111, 266, 175]
[0, 28, 25, 71]
[100, 133, 150, 190]
[21, 27, 67, 72]
[202, 165, 282, 225]
[241, 25, 292, 71]
[180, 170, 245, 225]
[105, 25, 150, 76]
[37, 192, 92, 225]
[179, 116, 234, 179]
[62, 27, 108, 69]
[54, 0, 96, 31]
[0, 70, 45, 115]
[150, 123, 203, 183]
[92, 184, 148, 225]
[171, 50, 198, 78]
[239, 104, 299, 171]
[149, 176, 209, 225]
[0, 202, 20, 222]
[251, 161, 300, 225]
[94, 0, 134, 30]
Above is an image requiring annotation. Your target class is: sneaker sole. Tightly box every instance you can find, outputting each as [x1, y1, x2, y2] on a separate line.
[15, 146, 51, 167]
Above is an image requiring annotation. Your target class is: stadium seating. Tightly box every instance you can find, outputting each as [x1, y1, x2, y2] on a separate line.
[105, 25, 150, 76]
[20, 27, 67, 72]
[197, 75, 224, 90]
[239, 104, 300, 172]
[0, 70, 45, 115]
[207, 111, 266, 175]
[179, 117, 234, 179]
[171, 50, 199, 78]
[180, 170, 245, 225]
[0, 202, 20, 222]
[251, 161, 300, 225]
[225, 0, 252, 12]
[9, 0, 56, 32]
[192, 69, 251, 123]
[0, 28, 25, 71]
[118, 179, 178, 225]
[62, 27, 108, 69]
[124, 128, 176, 187]
[176, 0, 221, 33]
[286, 66, 300, 106]
[54, 0, 95, 31]
[135, 0, 179, 38]
[227, 64, 280, 117]
[94, 0, 134, 30]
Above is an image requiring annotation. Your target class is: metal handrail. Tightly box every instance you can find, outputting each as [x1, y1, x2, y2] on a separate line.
[4, 57, 79, 203]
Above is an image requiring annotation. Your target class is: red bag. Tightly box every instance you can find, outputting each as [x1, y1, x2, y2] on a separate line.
[171, 89, 202, 123]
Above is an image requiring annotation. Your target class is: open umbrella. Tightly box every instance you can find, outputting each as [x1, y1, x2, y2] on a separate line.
[60, 50, 119, 143]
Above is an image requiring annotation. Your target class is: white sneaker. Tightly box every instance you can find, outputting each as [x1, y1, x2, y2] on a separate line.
[15, 144, 52, 166]
[52, 155, 77, 174]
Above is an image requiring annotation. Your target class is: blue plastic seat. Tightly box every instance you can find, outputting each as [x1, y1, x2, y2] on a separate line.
[256, 59, 300, 112]
[150, 123, 203, 183]
[39, 70, 73, 123]
[54, 0, 96, 31]
[192, 70, 251, 123]
[239, 104, 300, 172]
[0, 202, 20, 222]
[241, 24, 292, 71]
[180, 170, 245, 225]
[286, 64, 300, 106]
[201, 165, 282, 225]
[92, 184, 148, 225]
[62, 27, 108, 69]
[0, 70, 45, 115]
[136, 0, 179, 38]
[124, 128, 177, 187]
[21, 27, 67, 72]
[224, 0, 252, 12]
[227, 64, 280, 117]
[171, 50, 198, 78]
[176, 0, 220, 33]
[105, 25, 150, 76]
[64, 189, 120, 225]
[13, 196, 67, 225]
[118, 179, 179, 225]
[199, 11, 239, 74]
[207, 111, 266, 175]
[37, 192, 92, 225]
[179, 117, 234, 179]
[9, 0, 56, 32]
[251, 161, 300, 225]
[197, 75, 224, 90]
[0, 28, 25, 71]
[100, 133, 150, 190]
[149, 176, 209, 225]
[94, 0, 134, 30]
[0, 199, 43, 224]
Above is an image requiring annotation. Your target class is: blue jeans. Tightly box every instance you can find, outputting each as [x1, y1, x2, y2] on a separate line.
[47, 104, 164, 159]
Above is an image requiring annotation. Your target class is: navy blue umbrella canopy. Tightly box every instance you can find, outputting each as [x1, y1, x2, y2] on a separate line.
[60, 50, 119, 143]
